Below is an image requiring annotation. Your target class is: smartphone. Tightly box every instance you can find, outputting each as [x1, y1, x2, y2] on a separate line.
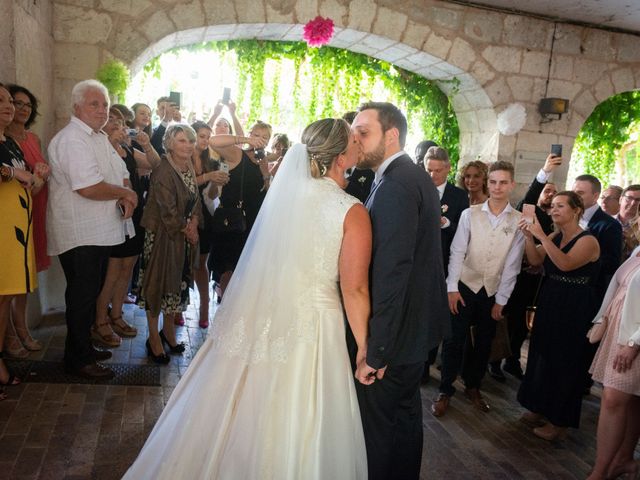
[522, 203, 536, 224]
[169, 91, 182, 108]
[222, 87, 231, 105]
[551, 144, 562, 157]
[117, 202, 126, 217]
[219, 162, 229, 174]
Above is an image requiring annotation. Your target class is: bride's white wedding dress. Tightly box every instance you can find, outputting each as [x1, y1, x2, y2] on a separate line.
[123, 144, 367, 479]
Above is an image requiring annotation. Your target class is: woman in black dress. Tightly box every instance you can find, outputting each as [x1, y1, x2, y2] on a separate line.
[91, 107, 160, 347]
[517, 191, 601, 441]
[190, 121, 229, 328]
[209, 121, 271, 297]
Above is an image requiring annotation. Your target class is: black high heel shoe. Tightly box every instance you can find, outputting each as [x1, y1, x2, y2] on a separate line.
[0, 352, 21, 386]
[145, 339, 170, 364]
[159, 330, 186, 354]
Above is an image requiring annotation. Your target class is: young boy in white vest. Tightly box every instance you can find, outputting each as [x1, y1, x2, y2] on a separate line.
[431, 161, 525, 417]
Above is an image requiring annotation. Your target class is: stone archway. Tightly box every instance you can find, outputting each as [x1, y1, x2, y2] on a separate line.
[126, 23, 498, 164]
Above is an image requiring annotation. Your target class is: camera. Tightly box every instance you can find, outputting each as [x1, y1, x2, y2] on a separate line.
[254, 148, 266, 160]
[126, 128, 138, 137]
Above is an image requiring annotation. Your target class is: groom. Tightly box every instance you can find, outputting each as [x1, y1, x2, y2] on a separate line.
[351, 102, 450, 479]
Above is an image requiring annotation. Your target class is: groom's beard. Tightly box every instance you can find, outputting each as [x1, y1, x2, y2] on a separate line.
[357, 137, 386, 170]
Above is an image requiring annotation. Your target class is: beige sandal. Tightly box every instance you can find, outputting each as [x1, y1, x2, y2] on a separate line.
[15, 328, 42, 351]
[91, 322, 122, 348]
[4, 334, 29, 359]
[110, 315, 138, 338]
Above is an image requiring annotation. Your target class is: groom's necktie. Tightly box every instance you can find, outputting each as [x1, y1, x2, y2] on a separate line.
[365, 178, 382, 209]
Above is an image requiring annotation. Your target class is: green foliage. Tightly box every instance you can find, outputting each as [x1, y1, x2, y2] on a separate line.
[574, 91, 640, 185]
[146, 40, 460, 169]
[143, 57, 162, 80]
[96, 60, 130, 101]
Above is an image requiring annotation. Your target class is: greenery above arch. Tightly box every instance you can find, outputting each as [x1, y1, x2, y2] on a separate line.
[140, 40, 460, 172]
[572, 90, 640, 186]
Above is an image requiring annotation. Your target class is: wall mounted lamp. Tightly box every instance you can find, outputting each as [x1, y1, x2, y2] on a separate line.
[538, 97, 569, 121]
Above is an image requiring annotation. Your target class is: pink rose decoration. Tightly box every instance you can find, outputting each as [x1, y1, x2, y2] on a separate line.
[303, 16, 335, 47]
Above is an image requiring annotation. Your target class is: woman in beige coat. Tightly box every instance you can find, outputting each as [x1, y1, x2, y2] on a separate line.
[137, 124, 266, 363]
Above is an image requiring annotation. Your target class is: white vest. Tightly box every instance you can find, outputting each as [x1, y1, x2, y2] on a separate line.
[460, 204, 521, 296]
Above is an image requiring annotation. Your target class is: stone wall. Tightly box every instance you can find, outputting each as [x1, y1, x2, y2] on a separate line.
[14, 0, 55, 145]
[47, 0, 640, 188]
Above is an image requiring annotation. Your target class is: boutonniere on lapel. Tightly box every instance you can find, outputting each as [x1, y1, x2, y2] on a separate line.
[358, 176, 367, 185]
[441, 204, 449, 214]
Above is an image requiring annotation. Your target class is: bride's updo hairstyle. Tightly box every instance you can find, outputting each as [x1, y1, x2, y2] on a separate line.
[302, 118, 350, 178]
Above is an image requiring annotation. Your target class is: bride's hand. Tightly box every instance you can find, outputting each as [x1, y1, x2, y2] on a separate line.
[355, 349, 377, 385]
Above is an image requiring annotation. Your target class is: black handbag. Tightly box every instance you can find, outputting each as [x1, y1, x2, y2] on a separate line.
[211, 159, 247, 234]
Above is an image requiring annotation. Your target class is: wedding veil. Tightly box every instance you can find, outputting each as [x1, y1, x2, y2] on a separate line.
[208, 143, 322, 363]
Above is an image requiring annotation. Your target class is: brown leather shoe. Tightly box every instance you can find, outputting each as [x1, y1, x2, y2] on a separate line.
[431, 393, 450, 417]
[464, 387, 490, 412]
[68, 362, 115, 380]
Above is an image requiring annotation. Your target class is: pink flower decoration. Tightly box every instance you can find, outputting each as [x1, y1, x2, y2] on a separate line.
[303, 16, 335, 47]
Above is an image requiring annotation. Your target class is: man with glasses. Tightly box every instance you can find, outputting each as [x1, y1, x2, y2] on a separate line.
[599, 185, 623, 216]
[616, 185, 640, 261]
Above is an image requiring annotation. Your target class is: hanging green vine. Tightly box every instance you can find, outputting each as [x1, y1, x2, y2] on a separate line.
[574, 91, 640, 185]
[153, 39, 460, 169]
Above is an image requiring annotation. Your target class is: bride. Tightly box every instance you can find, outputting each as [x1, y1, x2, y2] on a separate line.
[123, 118, 373, 479]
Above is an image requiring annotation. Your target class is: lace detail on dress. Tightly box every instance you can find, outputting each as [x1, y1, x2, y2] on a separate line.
[209, 177, 360, 364]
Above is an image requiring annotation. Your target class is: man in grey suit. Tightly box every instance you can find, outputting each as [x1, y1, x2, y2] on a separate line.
[351, 102, 450, 480]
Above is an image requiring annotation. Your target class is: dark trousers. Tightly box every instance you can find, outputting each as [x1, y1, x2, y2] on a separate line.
[503, 271, 541, 366]
[439, 283, 497, 396]
[58, 245, 110, 369]
[355, 362, 424, 480]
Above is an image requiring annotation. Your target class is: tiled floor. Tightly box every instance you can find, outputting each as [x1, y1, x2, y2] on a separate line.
[0, 292, 616, 479]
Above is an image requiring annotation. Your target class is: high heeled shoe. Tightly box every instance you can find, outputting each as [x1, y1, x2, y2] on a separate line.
[0, 352, 21, 386]
[159, 330, 186, 354]
[173, 313, 185, 326]
[199, 304, 209, 329]
[14, 326, 43, 351]
[145, 339, 170, 364]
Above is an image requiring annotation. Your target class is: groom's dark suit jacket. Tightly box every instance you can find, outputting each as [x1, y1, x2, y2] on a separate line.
[365, 154, 450, 369]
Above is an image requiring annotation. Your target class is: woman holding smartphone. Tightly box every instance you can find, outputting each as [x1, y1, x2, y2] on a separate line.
[190, 121, 229, 328]
[517, 191, 601, 441]
[208, 121, 271, 299]
[90, 106, 160, 348]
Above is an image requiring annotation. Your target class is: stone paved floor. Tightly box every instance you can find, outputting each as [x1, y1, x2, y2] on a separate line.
[0, 290, 615, 479]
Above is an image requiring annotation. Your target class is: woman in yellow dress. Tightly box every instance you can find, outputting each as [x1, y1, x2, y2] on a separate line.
[0, 83, 47, 399]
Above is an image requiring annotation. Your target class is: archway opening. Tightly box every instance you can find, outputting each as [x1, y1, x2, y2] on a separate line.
[569, 90, 640, 186]
[126, 39, 461, 169]
[122, 25, 500, 166]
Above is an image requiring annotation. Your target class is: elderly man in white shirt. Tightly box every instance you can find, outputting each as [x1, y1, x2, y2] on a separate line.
[432, 161, 525, 418]
[47, 80, 137, 380]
